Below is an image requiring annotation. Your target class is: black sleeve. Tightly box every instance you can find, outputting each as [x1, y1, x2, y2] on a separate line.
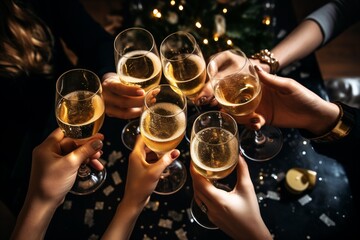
[309, 104, 360, 205]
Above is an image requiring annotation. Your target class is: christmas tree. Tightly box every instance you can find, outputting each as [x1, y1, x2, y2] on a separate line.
[128, 0, 275, 60]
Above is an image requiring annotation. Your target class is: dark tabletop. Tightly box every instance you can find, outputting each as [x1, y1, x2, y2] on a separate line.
[45, 0, 355, 239]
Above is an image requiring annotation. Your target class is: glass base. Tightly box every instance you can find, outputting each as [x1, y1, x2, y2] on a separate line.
[70, 165, 107, 195]
[121, 119, 140, 151]
[240, 125, 283, 162]
[153, 160, 187, 195]
[190, 198, 218, 229]
[190, 182, 230, 229]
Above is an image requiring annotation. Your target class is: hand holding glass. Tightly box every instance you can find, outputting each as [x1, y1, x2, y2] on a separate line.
[160, 31, 207, 141]
[114, 27, 162, 150]
[55, 68, 106, 195]
[207, 49, 283, 161]
[190, 111, 239, 229]
[140, 84, 187, 194]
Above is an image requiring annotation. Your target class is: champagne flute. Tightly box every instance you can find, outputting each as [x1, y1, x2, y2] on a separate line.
[140, 84, 187, 195]
[207, 48, 283, 161]
[160, 31, 207, 142]
[114, 27, 162, 150]
[190, 111, 239, 229]
[55, 68, 106, 195]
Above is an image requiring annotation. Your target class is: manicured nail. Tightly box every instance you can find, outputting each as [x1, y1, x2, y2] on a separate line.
[171, 149, 180, 159]
[91, 140, 103, 151]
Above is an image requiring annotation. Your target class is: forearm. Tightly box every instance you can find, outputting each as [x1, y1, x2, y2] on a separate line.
[102, 197, 144, 240]
[251, 20, 323, 73]
[11, 197, 58, 240]
[303, 101, 340, 136]
[271, 20, 324, 71]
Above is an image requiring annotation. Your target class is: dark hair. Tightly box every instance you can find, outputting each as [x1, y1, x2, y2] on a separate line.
[0, 0, 54, 78]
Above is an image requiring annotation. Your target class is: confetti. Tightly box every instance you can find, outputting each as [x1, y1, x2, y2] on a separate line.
[108, 150, 123, 167]
[145, 201, 159, 211]
[168, 210, 183, 222]
[175, 228, 188, 240]
[267, 190, 280, 201]
[257, 192, 267, 202]
[158, 218, 173, 229]
[88, 234, 99, 240]
[84, 209, 94, 227]
[319, 213, 336, 227]
[94, 201, 104, 210]
[103, 185, 115, 196]
[298, 194, 312, 206]
[111, 171, 122, 185]
[275, 172, 285, 182]
[62, 200, 72, 210]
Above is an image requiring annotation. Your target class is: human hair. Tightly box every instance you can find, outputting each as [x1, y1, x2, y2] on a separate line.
[0, 0, 54, 78]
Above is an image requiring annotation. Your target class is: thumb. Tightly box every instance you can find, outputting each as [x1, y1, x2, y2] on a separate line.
[154, 149, 180, 174]
[69, 139, 104, 166]
[255, 65, 292, 94]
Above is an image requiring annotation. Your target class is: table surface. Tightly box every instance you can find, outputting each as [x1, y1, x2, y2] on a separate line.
[45, 0, 355, 239]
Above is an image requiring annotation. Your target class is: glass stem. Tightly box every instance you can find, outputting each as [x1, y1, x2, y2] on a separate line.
[255, 130, 267, 145]
[77, 163, 91, 178]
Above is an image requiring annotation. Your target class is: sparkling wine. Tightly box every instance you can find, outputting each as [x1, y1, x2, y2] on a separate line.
[191, 127, 238, 180]
[214, 74, 262, 116]
[117, 50, 162, 92]
[56, 91, 105, 140]
[140, 102, 186, 154]
[163, 54, 206, 100]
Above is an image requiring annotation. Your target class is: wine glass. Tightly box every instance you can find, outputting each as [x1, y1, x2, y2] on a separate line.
[55, 68, 107, 195]
[114, 27, 162, 150]
[190, 111, 239, 229]
[140, 84, 187, 195]
[160, 31, 207, 142]
[207, 48, 283, 161]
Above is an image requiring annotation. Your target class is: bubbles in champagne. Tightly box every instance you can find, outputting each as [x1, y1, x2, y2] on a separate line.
[141, 102, 186, 142]
[164, 54, 206, 98]
[190, 127, 238, 179]
[56, 91, 105, 139]
[117, 50, 162, 91]
[214, 74, 262, 116]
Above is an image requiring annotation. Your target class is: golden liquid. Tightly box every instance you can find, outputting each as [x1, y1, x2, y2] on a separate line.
[164, 54, 206, 100]
[191, 127, 238, 180]
[56, 91, 105, 140]
[117, 50, 162, 92]
[140, 102, 186, 154]
[214, 74, 261, 116]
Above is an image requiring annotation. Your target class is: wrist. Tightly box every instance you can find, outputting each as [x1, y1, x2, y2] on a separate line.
[300, 102, 355, 143]
[250, 49, 279, 74]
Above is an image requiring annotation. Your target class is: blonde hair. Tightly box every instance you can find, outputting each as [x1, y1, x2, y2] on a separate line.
[0, 0, 54, 78]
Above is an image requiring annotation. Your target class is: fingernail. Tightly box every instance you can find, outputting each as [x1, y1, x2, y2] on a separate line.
[170, 149, 180, 159]
[250, 117, 260, 123]
[254, 65, 263, 72]
[91, 140, 103, 151]
[136, 89, 145, 96]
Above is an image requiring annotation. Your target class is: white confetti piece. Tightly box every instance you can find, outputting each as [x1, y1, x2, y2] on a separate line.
[103, 185, 115, 196]
[158, 218, 173, 229]
[111, 171, 122, 185]
[319, 213, 336, 227]
[298, 194, 312, 206]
